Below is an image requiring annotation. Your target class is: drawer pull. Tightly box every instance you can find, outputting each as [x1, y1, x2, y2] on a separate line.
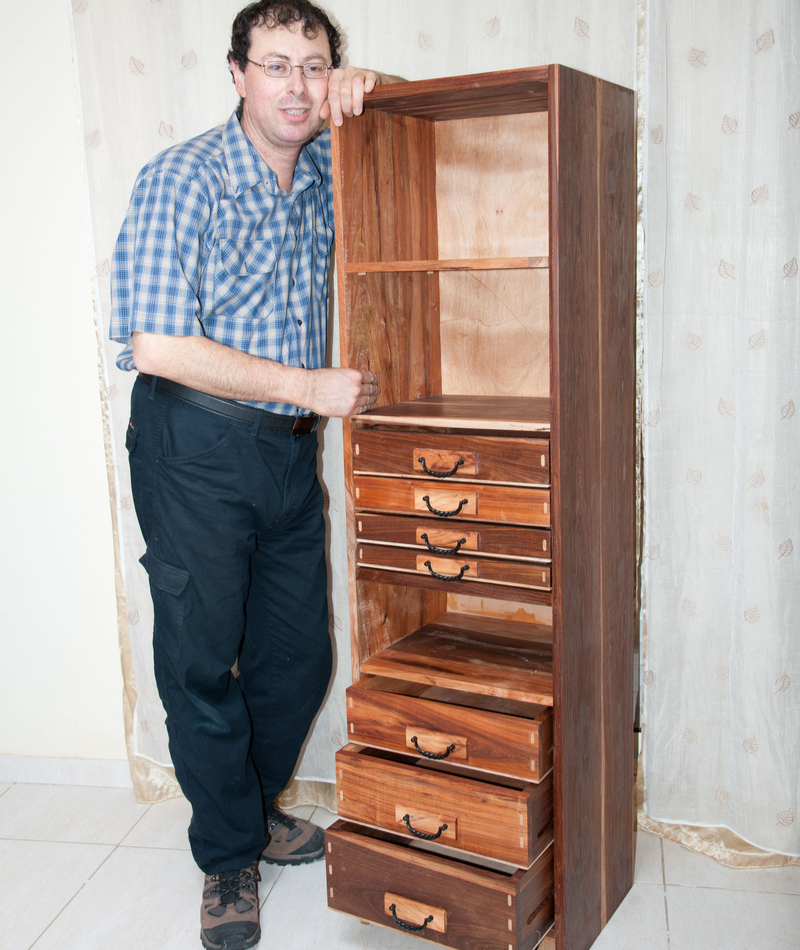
[401, 813, 448, 840]
[418, 456, 464, 479]
[409, 735, 457, 760]
[388, 904, 434, 933]
[422, 495, 468, 518]
[420, 533, 467, 555]
[423, 560, 470, 582]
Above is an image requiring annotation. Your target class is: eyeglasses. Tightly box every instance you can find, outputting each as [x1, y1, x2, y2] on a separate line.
[247, 60, 331, 79]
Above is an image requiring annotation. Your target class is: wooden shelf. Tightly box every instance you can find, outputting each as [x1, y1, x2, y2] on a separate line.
[344, 257, 548, 274]
[354, 395, 551, 432]
[360, 612, 554, 706]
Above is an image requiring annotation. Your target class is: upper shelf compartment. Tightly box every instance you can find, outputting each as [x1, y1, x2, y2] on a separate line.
[331, 68, 551, 271]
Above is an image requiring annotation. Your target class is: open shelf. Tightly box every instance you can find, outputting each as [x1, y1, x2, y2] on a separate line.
[353, 395, 551, 432]
[360, 611, 554, 706]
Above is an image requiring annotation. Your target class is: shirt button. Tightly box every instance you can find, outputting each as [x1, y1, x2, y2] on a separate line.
[297, 319, 303, 326]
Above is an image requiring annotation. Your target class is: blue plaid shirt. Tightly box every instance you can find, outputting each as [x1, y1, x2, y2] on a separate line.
[110, 111, 334, 414]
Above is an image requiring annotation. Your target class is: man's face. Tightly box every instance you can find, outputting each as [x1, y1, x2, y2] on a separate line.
[231, 22, 332, 165]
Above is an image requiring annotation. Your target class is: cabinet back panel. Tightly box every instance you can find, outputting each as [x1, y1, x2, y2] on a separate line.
[439, 270, 549, 398]
[435, 112, 549, 260]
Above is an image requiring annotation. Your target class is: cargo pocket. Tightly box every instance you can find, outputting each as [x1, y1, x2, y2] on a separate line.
[140, 551, 190, 663]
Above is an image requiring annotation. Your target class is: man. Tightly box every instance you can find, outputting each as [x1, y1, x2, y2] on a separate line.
[110, 3, 400, 947]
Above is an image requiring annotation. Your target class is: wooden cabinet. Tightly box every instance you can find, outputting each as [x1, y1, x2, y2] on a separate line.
[325, 66, 636, 950]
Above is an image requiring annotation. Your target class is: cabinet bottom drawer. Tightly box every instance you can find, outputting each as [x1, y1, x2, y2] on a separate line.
[326, 820, 554, 950]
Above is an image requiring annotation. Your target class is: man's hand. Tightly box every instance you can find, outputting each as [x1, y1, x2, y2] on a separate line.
[304, 367, 381, 417]
[322, 67, 404, 127]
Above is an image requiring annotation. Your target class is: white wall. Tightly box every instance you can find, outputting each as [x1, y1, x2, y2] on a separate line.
[0, 0, 126, 762]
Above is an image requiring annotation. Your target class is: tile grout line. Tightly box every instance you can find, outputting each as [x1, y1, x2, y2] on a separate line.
[27, 842, 123, 950]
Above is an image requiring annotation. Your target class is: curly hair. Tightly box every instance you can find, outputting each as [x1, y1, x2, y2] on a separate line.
[228, 1, 343, 72]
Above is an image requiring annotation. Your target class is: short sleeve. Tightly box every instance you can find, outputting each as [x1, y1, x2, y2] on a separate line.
[109, 168, 212, 346]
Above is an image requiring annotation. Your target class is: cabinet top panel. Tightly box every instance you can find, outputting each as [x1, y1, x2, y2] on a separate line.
[362, 66, 549, 119]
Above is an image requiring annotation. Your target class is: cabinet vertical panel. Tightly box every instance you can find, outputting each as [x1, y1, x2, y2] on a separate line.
[549, 65, 635, 950]
[345, 271, 442, 409]
[597, 78, 637, 917]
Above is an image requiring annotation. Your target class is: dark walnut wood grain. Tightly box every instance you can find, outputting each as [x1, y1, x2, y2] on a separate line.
[336, 745, 553, 867]
[326, 820, 554, 950]
[360, 612, 554, 706]
[352, 429, 551, 485]
[346, 676, 553, 782]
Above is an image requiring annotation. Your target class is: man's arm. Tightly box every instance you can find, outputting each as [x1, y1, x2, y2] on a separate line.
[131, 332, 379, 418]
[324, 67, 405, 127]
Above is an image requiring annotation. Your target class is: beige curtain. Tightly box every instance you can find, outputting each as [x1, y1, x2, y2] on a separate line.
[640, 0, 800, 860]
[72, 0, 636, 807]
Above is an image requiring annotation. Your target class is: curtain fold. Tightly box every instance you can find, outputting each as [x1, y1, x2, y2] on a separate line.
[640, 0, 799, 857]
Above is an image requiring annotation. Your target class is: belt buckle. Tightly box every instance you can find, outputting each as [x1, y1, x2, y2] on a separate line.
[291, 414, 318, 435]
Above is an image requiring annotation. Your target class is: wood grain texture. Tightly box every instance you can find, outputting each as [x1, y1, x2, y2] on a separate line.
[352, 430, 550, 485]
[548, 65, 636, 950]
[344, 257, 548, 272]
[439, 270, 551, 399]
[354, 476, 550, 527]
[360, 611, 554, 705]
[336, 745, 553, 867]
[356, 544, 551, 592]
[435, 113, 549, 260]
[326, 820, 554, 950]
[354, 395, 551, 430]
[347, 676, 553, 782]
[361, 68, 550, 120]
[355, 514, 551, 561]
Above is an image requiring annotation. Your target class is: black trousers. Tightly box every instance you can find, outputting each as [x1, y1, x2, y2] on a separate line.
[126, 375, 332, 873]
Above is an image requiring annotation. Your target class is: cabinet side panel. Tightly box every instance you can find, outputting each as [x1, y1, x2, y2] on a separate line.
[598, 79, 637, 920]
[336, 111, 438, 263]
[549, 66, 604, 950]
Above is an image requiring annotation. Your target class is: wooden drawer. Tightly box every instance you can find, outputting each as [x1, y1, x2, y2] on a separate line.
[346, 676, 553, 783]
[353, 429, 550, 486]
[358, 543, 551, 593]
[336, 745, 553, 867]
[354, 475, 550, 527]
[355, 513, 551, 561]
[326, 820, 554, 950]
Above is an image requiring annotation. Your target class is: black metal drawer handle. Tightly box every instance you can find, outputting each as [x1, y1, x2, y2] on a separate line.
[410, 735, 457, 760]
[423, 560, 469, 582]
[388, 904, 434, 933]
[420, 533, 467, 555]
[418, 456, 464, 479]
[401, 813, 448, 840]
[422, 495, 468, 518]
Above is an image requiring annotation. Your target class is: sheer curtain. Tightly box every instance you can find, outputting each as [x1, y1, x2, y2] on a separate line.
[72, 0, 636, 807]
[640, 0, 799, 860]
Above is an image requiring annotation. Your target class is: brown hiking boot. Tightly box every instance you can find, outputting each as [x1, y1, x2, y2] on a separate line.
[259, 807, 324, 865]
[200, 863, 260, 950]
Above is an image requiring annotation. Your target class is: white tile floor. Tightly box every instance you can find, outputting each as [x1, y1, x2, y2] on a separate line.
[1, 782, 797, 950]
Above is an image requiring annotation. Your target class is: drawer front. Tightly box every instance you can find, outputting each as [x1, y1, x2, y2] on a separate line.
[352, 430, 551, 486]
[346, 677, 553, 783]
[354, 476, 550, 527]
[355, 513, 552, 561]
[357, 544, 552, 592]
[326, 820, 555, 950]
[336, 745, 553, 867]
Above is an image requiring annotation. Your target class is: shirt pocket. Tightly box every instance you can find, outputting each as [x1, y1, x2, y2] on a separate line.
[211, 239, 277, 319]
[216, 239, 277, 276]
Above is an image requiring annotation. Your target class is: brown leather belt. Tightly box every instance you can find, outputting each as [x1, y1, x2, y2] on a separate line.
[138, 374, 319, 435]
